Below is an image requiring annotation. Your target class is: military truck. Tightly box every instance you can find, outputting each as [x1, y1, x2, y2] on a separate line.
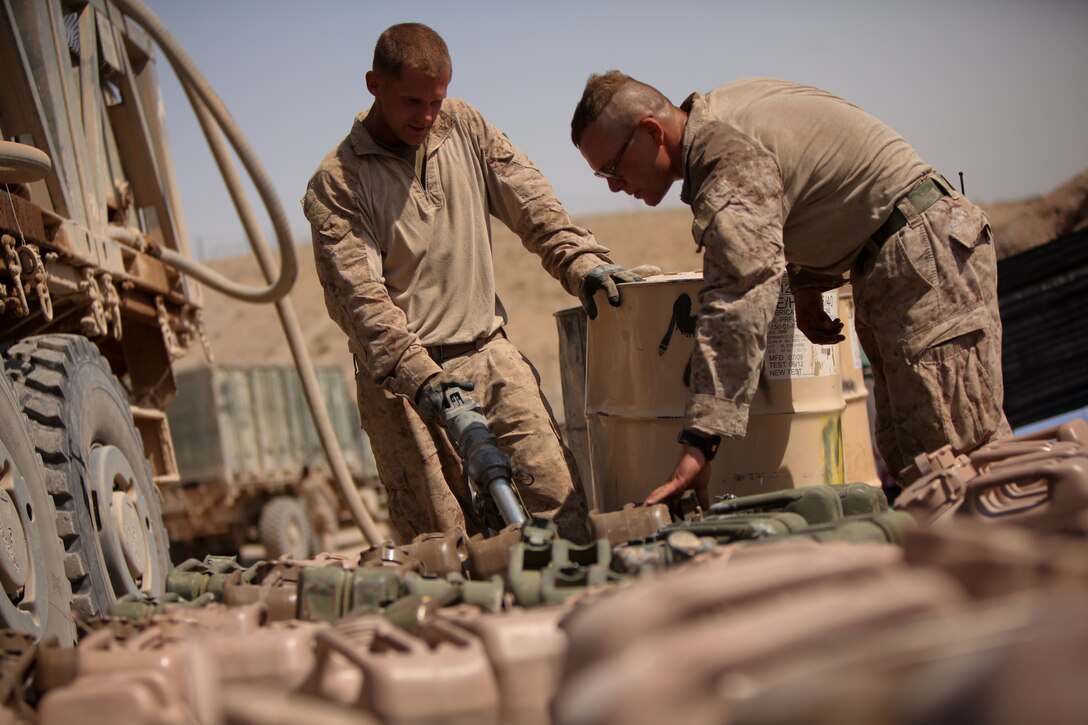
[164, 363, 381, 561]
[0, 0, 385, 647]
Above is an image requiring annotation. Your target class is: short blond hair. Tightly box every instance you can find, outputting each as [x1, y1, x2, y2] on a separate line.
[373, 23, 451, 79]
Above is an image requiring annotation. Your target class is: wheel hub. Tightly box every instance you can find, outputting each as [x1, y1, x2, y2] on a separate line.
[0, 432, 50, 638]
[112, 491, 147, 580]
[0, 487, 29, 596]
[88, 444, 152, 589]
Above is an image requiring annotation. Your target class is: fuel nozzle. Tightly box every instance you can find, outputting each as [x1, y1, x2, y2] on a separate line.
[441, 387, 529, 531]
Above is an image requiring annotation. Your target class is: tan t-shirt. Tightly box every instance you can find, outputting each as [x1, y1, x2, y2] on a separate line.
[685, 78, 930, 275]
[303, 98, 611, 399]
[680, 78, 930, 437]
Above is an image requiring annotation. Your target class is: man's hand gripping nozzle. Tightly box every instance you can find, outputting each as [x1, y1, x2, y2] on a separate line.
[442, 387, 530, 532]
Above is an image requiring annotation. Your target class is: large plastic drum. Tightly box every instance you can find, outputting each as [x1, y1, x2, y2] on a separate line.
[555, 306, 594, 507]
[837, 284, 882, 487]
[584, 272, 845, 510]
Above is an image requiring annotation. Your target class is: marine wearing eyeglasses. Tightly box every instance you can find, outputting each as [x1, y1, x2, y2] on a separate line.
[571, 70, 1011, 508]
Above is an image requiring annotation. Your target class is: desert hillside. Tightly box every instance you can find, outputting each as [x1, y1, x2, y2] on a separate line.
[179, 171, 1088, 422]
[985, 170, 1088, 258]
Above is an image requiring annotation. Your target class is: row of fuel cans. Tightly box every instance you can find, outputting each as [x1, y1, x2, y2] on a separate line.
[2, 420, 1087, 724]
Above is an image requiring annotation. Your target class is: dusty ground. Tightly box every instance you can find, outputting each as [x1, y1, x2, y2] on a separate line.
[179, 170, 1087, 422]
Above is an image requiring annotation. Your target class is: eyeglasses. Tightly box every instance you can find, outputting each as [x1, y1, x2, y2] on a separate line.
[593, 125, 640, 180]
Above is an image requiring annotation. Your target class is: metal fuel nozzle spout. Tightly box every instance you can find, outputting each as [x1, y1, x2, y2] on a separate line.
[441, 387, 529, 532]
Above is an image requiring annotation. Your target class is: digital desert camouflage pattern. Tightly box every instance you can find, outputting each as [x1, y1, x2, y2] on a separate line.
[303, 98, 605, 540]
[677, 79, 1009, 473]
[852, 189, 1012, 478]
[679, 101, 787, 438]
[355, 335, 590, 543]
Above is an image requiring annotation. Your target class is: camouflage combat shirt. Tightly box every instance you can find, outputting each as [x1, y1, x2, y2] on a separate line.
[303, 99, 611, 399]
[680, 78, 930, 437]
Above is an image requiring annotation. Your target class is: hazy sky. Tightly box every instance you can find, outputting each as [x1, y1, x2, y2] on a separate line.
[144, 0, 1088, 260]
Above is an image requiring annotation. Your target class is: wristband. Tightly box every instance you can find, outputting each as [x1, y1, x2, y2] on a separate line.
[677, 429, 721, 462]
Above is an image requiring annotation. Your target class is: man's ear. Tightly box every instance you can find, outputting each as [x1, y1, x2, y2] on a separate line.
[365, 70, 381, 96]
[640, 116, 666, 144]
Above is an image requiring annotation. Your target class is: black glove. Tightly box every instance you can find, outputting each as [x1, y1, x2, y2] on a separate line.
[416, 371, 475, 425]
[579, 264, 644, 320]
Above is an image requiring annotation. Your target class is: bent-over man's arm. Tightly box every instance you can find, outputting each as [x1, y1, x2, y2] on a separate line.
[684, 130, 787, 439]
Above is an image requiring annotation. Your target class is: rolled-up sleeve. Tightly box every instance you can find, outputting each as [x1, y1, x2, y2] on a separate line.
[684, 132, 787, 438]
[303, 166, 441, 400]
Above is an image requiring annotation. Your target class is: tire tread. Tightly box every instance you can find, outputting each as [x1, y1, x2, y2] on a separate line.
[3, 335, 171, 618]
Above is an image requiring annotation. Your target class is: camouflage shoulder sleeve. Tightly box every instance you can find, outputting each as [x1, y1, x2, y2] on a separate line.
[303, 165, 440, 399]
[684, 130, 787, 438]
[455, 101, 613, 296]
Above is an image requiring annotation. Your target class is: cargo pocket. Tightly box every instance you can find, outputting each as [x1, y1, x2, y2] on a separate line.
[931, 197, 991, 280]
[303, 189, 352, 241]
[860, 225, 938, 339]
[487, 132, 538, 174]
[316, 213, 351, 242]
[914, 197, 999, 328]
[912, 326, 1002, 455]
[945, 198, 990, 250]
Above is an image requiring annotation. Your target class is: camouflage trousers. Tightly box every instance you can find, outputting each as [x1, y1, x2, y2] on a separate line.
[852, 181, 1012, 482]
[355, 334, 589, 544]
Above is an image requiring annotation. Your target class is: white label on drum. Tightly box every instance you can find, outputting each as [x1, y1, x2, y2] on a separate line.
[764, 279, 839, 379]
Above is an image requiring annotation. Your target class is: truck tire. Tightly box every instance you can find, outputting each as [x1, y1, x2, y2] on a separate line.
[259, 496, 313, 560]
[3, 335, 171, 617]
[0, 373, 76, 645]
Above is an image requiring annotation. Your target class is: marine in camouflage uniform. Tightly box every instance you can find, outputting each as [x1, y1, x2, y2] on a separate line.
[572, 74, 1010, 496]
[304, 24, 624, 542]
